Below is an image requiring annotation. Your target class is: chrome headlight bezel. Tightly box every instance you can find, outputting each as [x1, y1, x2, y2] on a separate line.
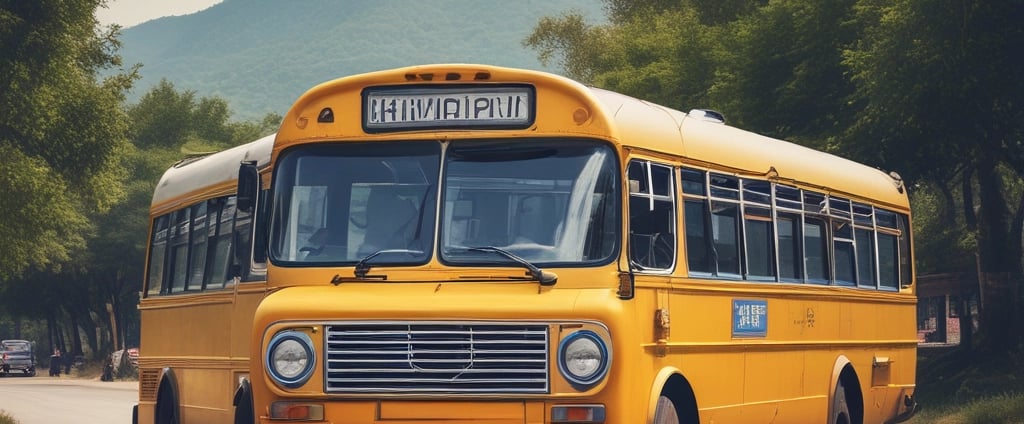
[265, 330, 316, 389]
[557, 330, 610, 390]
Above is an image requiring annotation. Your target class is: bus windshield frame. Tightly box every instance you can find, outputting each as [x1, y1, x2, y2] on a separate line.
[267, 138, 620, 269]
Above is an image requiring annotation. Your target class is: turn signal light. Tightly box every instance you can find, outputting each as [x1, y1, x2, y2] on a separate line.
[269, 401, 324, 420]
[551, 404, 606, 423]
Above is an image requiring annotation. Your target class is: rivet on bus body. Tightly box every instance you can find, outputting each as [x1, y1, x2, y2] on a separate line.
[572, 108, 590, 125]
[296, 117, 309, 129]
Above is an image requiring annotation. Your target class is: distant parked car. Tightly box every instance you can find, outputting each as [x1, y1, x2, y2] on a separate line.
[1, 340, 37, 377]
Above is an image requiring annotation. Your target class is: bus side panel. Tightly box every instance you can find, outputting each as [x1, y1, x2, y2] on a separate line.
[669, 282, 916, 422]
[138, 295, 236, 423]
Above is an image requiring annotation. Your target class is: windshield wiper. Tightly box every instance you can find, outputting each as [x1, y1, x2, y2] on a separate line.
[352, 249, 424, 279]
[467, 246, 557, 286]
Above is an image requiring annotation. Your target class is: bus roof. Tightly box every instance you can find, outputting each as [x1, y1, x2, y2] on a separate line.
[277, 63, 906, 210]
[587, 87, 907, 209]
[151, 133, 275, 213]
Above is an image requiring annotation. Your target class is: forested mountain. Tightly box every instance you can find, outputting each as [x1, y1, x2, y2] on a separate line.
[117, 0, 606, 120]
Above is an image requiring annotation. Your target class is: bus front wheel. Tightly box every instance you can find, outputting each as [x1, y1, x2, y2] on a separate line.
[653, 395, 680, 424]
[831, 381, 851, 424]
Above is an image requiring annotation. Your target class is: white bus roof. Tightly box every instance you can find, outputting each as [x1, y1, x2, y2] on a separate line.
[151, 133, 275, 212]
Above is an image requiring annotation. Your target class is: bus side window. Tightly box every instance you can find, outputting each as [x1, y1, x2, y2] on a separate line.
[876, 209, 901, 290]
[205, 197, 236, 289]
[168, 208, 191, 293]
[743, 180, 775, 280]
[187, 201, 208, 290]
[234, 201, 254, 280]
[853, 202, 877, 289]
[146, 215, 169, 297]
[710, 173, 741, 277]
[830, 197, 855, 286]
[681, 168, 712, 274]
[628, 160, 675, 270]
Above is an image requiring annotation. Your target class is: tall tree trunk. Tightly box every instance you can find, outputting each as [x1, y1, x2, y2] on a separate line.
[974, 159, 1016, 352]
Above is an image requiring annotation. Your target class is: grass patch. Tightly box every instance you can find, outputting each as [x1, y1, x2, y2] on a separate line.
[910, 345, 1024, 423]
[913, 392, 1024, 424]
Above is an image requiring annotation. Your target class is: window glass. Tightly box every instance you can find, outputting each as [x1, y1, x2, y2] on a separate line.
[804, 192, 826, 214]
[627, 161, 674, 270]
[188, 202, 208, 290]
[856, 228, 876, 287]
[676, 172, 909, 291]
[234, 205, 254, 278]
[878, 232, 899, 290]
[744, 207, 775, 279]
[681, 168, 705, 195]
[442, 140, 619, 265]
[804, 218, 829, 283]
[876, 209, 898, 228]
[710, 174, 739, 200]
[829, 197, 851, 220]
[777, 213, 801, 281]
[898, 214, 913, 287]
[711, 201, 740, 276]
[146, 216, 169, 296]
[685, 199, 711, 274]
[206, 197, 236, 289]
[651, 164, 672, 197]
[775, 185, 801, 210]
[272, 141, 440, 266]
[743, 180, 771, 205]
[853, 203, 873, 226]
[834, 239, 856, 286]
[169, 208, 191, 292]
[628, 161, 649, 194]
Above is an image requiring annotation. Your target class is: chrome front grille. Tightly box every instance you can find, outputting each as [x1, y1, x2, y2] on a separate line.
[324, 322, 549, 394]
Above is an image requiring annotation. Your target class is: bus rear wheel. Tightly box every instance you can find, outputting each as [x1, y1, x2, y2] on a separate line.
[654, 395, 680, 424]
[831, 381, 851, 424]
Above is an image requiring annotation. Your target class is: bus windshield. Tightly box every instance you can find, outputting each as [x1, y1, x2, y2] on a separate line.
[441, 140, 619, 265]
[270, 141, 441, 265]
[269, 139, 619, 268]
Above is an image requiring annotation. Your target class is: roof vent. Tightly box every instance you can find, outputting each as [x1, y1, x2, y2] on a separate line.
[688, 109, 726, 124]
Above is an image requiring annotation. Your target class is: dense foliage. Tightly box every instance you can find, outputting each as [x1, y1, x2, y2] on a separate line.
[0, 1, 278, 360]
[526, 0, 1024, 352]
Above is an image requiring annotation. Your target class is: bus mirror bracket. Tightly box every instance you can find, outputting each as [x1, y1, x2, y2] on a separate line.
[237, 161, 260, 212]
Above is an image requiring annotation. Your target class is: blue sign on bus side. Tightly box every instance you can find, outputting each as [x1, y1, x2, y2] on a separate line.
[733, 299, 768, 337]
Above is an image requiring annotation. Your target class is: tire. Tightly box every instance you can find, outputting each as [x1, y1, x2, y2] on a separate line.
[234, 379, 254, 424]
[653, 395, 680, 424]
[156, 385, 180, 424]
[831, 381, 851, 424]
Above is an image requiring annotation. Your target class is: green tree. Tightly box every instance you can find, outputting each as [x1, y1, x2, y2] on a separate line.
[844, 0, 1024, 352]
[0, 0, 135, 281]
[128, 78, 196, 149]
[525, 7, 717, 111]
[710, 0, 859, 146]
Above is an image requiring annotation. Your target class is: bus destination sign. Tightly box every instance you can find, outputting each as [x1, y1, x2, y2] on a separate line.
[363, 85, 534, 132]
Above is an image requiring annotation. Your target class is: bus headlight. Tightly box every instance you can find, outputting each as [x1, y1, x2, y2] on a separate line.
[558, 330, 610, 389]
[266, 331, 315, 388]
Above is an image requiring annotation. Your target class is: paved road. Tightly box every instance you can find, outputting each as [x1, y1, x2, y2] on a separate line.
[0, 375, 137, 423]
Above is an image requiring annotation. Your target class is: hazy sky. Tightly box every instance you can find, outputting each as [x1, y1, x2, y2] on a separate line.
[95, 0, 223, 28]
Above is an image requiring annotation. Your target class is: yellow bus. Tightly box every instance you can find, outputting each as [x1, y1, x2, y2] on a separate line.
[141, 63, 917, 424]
[134, 134, 274, 424]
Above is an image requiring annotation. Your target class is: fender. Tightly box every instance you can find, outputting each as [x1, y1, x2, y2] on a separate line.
[829, 355, 852, 422]
[647, 366, 684, 424]
[233, 377, 254, 424]
[158, 367, 181, 424]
